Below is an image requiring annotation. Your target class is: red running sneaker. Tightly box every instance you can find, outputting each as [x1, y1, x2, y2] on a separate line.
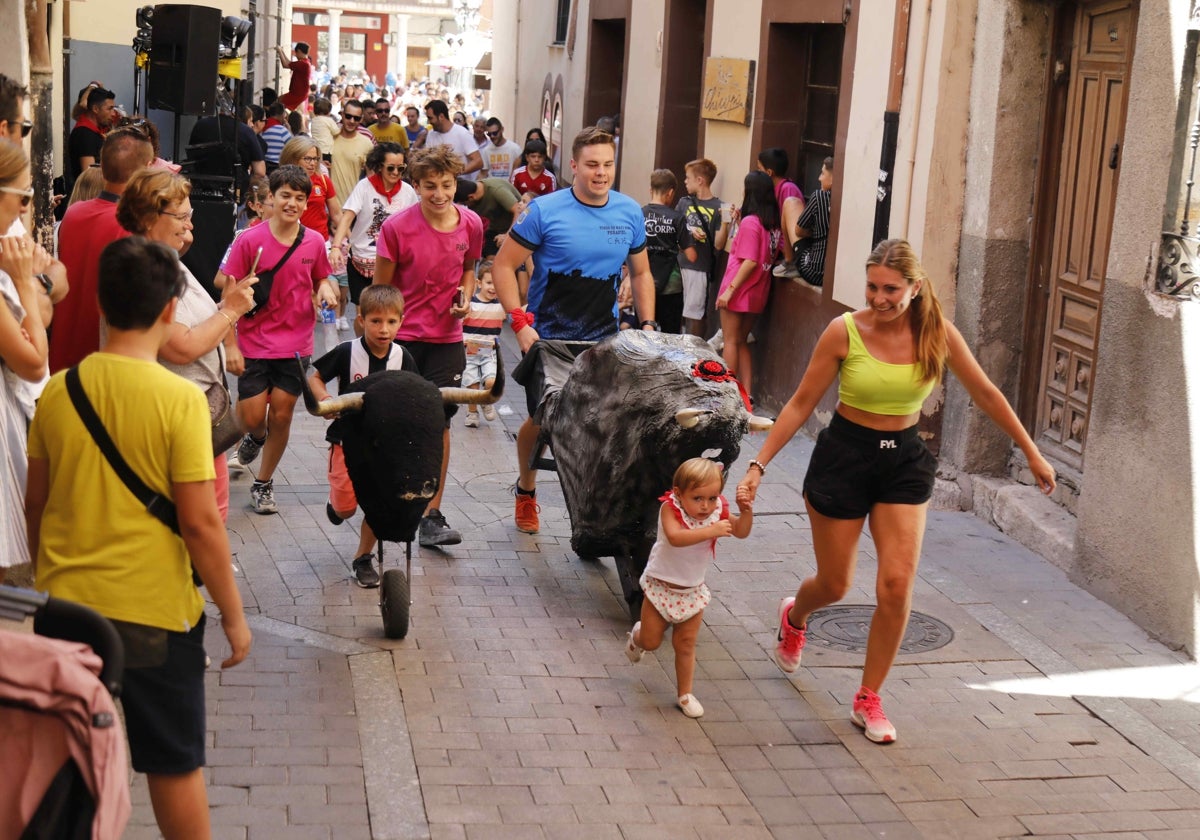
[851, 686, 897, 744]
[514, 490, 540, 534]
[774, 596, 806, 672]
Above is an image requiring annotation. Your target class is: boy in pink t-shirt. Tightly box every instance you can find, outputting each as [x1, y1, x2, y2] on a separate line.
[374, 144, 484, 547]
[220, 165, 337, 514]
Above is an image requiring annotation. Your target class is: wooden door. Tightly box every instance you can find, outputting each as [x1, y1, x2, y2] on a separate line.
[1032, 0, 1137, 468]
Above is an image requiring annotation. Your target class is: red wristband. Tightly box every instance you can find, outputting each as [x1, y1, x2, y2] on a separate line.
[509, 308, 535, 333]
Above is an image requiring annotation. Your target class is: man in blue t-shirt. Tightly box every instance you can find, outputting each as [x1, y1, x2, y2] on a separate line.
[493, 125, 656, 535]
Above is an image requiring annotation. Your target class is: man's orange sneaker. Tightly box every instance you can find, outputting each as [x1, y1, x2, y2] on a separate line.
[514, 490, 540, 533]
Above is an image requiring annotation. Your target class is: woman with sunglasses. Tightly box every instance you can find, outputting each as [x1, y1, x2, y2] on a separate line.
[330, 141, 417, 324]
[116, 169, 257, 521]
[0, 139, 49, 582]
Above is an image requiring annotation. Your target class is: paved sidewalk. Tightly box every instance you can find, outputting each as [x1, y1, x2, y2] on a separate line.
[115, 331, 1200, 839]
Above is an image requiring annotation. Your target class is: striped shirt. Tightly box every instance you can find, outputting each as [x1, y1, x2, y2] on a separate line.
[463, 295, 505, 346]
[795, 187, 830, 286]
[262, 123, 292, 164]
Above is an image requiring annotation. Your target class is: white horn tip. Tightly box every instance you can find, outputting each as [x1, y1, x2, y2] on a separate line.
[675, 408, 712, 429]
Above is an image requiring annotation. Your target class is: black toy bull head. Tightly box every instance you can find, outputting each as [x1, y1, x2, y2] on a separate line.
[297, 352, 504, 543]
[543, 331, 771, 561]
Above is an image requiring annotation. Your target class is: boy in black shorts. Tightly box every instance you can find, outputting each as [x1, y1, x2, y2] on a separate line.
[372, 145, 484, 547]
[219, 165, 337, 514]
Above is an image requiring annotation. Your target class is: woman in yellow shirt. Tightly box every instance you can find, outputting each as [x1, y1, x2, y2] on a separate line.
[739, 238, 1056, 744]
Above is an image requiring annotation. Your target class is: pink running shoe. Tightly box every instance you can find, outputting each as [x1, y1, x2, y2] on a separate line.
[774, 597, 806, 673]
[851, 686, 897, 744]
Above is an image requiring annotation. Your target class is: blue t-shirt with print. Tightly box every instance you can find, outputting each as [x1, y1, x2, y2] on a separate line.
[508, 188, 647, 341]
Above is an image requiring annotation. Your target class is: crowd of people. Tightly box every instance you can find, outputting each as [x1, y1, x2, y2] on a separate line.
[0, 41, 1062, 837]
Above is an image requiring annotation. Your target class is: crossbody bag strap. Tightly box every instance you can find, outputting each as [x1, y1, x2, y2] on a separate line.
[266, 225, 306, 274]
[65, 366, 180, 535]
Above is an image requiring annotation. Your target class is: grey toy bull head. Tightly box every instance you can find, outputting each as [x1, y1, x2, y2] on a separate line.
[542, 331, 771, 562]
[297, 350, 504, 542]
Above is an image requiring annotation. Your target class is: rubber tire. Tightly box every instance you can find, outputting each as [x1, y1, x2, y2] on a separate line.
[380, 568, 410, 639]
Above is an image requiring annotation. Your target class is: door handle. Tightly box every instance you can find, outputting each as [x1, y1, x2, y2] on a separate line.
[1109, 143, 1120, 169]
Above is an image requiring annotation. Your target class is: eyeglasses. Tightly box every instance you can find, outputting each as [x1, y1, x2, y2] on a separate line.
[0, 186, 33, 207]
[485, 130, 500, 137]
[19, 120, 31, 138]
[383, 164, 406, 173]
[301, 155, 320, 163]
[160, 209, 194, 222]
[342, 114, 362, 122]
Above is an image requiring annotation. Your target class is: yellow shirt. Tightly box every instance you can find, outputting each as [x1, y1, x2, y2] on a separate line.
[29, 354, 215, 631]
[369, 120, 410, 151]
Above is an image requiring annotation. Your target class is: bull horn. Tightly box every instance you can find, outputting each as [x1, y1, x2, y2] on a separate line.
[675, 408, 713, 429]
[296, 353, 366, 416]
[748, 414, 775, 432]
[441, 339, 506, 405]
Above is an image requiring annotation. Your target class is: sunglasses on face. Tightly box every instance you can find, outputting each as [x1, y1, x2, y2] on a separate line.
[383, 164, 406, 173]
[0, 186, 33, 207]
[343, 114, 361, 122]
[485, 130, 500, 137]
[19, 120, 31, 138]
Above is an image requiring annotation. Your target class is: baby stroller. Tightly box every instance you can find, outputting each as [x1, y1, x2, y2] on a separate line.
[0, 586, 130, 839]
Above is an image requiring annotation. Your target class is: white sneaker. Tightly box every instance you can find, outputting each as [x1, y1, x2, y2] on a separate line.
[464, 412, 479, 428]
[336, 316, 350, 331]
[482, 404, 497, 421]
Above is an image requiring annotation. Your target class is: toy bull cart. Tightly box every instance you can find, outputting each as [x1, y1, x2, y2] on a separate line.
[299, 351, 504, 639]
[522, 331, 773, 620]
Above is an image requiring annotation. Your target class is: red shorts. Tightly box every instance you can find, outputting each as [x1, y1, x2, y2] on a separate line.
[328, 444, 357, 514]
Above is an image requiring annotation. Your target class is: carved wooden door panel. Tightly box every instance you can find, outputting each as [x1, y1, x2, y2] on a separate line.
[1034, 0, 1137, 468]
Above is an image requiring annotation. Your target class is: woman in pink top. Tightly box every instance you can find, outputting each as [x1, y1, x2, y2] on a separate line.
[715, 171, 780, 399]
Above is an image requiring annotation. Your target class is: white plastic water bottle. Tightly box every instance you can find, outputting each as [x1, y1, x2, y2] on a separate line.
[320, 302, 339, 354]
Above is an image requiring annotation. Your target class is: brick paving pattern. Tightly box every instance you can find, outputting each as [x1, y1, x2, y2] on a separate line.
[67, 333, 1200, 838]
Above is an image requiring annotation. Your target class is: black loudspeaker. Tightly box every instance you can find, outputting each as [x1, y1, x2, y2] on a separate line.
[148, 5, 221, 116]
[181, 199, 238, 300]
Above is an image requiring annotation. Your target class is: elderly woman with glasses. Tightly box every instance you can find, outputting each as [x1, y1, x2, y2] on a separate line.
[329, 141, 417, 323]
[116, 169, 257, 520]
[0, 139, 49, 582]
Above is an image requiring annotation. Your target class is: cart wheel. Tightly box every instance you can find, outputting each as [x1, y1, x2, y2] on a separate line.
[380, 569, 410, 639]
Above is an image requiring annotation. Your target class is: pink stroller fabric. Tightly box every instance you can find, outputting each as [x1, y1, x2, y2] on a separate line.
[0, 629, 130, 839]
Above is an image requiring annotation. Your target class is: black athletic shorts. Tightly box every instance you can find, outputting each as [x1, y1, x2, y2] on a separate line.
[803, 413, 936, 519]
[238, 355, 311, 399]
[399, 340, 466, 424]
[512, 340, 594, 422]
[347, 260, 372, 306]
[121, 614, 208, 774]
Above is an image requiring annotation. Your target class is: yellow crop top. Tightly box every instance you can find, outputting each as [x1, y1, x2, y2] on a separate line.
[837, 313, 936, 415]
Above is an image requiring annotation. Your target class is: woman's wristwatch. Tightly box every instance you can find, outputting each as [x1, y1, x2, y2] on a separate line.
[639, 320, 660, 331]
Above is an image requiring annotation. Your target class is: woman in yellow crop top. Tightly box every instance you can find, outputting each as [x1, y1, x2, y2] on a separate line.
[738, 239, 1056, 745]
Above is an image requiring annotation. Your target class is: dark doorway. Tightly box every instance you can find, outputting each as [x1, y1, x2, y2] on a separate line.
[655, 0, 707, 180]
[758, 22, 842, 193]
[584, 18, 626, 126]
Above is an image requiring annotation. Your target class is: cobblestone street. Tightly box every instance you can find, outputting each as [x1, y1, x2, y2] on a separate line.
[108, 334, 1200, 839]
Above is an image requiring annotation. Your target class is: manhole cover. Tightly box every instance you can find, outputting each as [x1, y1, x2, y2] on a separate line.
[806, 605, 954, 654]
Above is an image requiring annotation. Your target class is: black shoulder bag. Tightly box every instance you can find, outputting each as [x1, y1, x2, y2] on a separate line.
[244, 225, 306, 318]
[66, 367, 200, 656]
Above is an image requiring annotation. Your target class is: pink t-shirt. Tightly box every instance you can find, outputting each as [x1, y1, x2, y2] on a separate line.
[376, 203, 484, 343]
[775, 179, 802, 208]
[221, 222, 332, 359]
[718, 215, 772, 314]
